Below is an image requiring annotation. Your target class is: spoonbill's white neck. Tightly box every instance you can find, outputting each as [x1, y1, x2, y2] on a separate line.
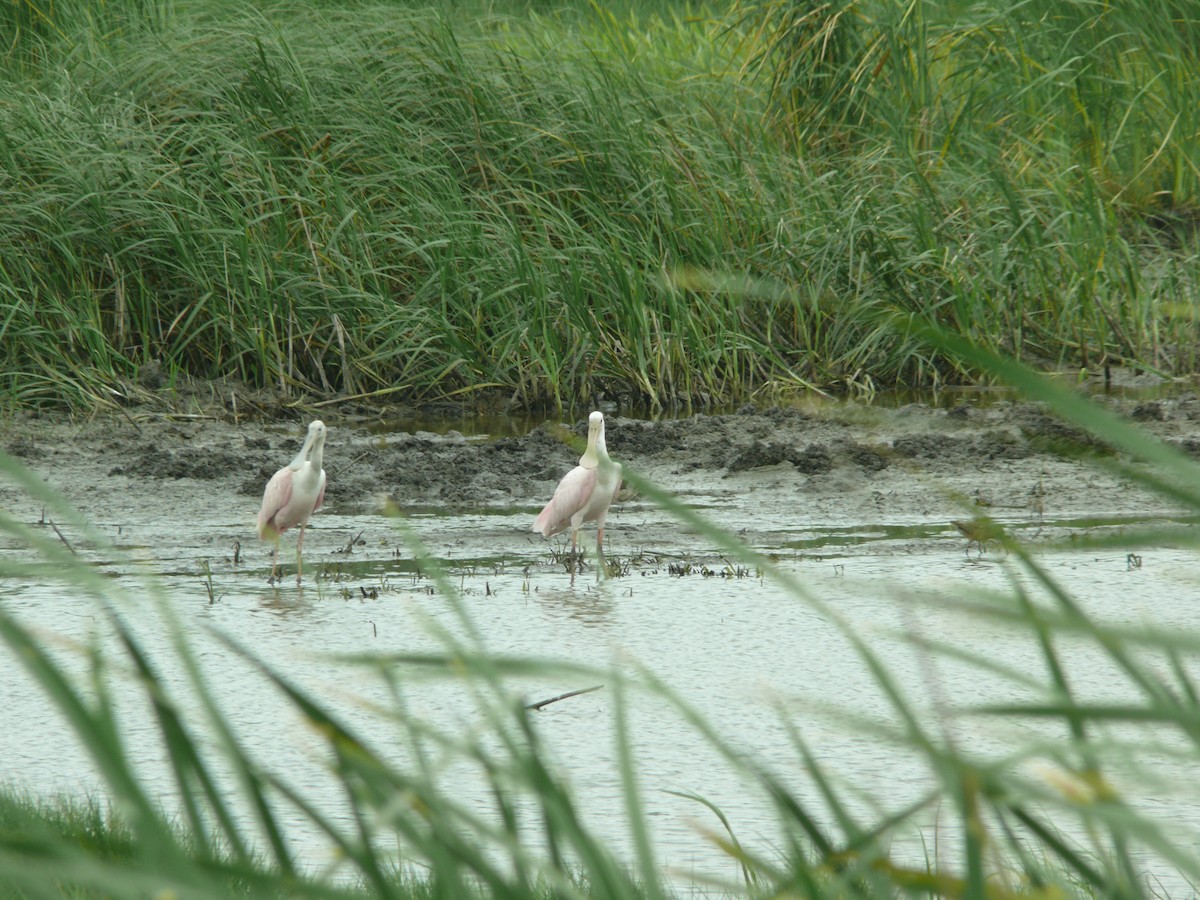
[579, 412, 606, 469]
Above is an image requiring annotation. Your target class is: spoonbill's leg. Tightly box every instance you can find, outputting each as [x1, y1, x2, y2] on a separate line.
[596, 527, 607, 580]
[296, 524, 307, 585]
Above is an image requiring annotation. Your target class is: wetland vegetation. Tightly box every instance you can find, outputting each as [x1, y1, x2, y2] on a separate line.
[1, 0, 1198, 410]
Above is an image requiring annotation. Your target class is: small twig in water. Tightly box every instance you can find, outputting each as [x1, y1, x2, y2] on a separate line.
[47, 519, 76, 555]
[339, 530, 364, 555]
[525, 685, 603, 712]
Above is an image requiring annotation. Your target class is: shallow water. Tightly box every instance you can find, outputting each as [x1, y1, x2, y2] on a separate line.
[5, 514, 1200, 891]
[4, 405, 1200, 892]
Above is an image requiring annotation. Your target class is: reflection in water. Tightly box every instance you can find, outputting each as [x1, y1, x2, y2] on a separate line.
[532, 580, 619, 628]
[256, 587, 318, 617]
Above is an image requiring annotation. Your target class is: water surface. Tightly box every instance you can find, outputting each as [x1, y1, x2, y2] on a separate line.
[3, 405, 1199, 892]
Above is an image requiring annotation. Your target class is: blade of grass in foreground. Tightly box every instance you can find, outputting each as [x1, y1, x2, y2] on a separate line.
[0, 610, 250, 897]
[213, 627, 643, 899]
[0, 615, 177, 864]
[107, 612, 257, 870]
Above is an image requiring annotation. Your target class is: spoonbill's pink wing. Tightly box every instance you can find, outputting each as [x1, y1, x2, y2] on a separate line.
[533, 466, 597, 538]
[257, 466, 294, 540]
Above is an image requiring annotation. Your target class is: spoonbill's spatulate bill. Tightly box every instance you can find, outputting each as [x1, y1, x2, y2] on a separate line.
[533, 411, 621, 576]
[257, 420, 327, 585]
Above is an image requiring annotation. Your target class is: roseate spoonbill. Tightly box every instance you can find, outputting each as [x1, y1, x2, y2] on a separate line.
[533, 411, 622, 576]
[257, 420, 327, 585]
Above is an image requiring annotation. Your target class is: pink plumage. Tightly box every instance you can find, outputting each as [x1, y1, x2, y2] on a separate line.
[257, 466, 326, 540]
[257, 420, 327, 585]
[532, 466, 616, 538]
[532, 411, 621, 576]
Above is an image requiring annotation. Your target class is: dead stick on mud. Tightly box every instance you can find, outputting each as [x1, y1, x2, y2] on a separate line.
[525, 685, 603, 712]
[130, 413, 219, 422]
[309, 384, 412, 408]
[106, 401, 142, 435]
[47, 518, 77, 555]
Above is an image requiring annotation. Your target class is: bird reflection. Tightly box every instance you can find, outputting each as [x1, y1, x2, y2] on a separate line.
[533, 581, 618, 627]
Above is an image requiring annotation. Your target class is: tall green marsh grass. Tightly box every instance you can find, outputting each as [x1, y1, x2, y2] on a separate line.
[1, 0, 169, 69]
[1, 0, 1197, 409]
[731, 0, 1200, 373]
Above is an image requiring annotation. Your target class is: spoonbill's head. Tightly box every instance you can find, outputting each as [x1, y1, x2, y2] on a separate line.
[287, 420, 327, 470]
[580, 411, 604, 468]
[307, 420, 327, 453]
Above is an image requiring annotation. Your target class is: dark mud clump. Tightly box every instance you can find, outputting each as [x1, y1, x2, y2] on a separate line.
[1132, 401, 1166, 422]
[725, 441, 793, 472]
[1013, 409, 1113, 454]
[975, 428, 1034, 461]
[374, 426, 571, 505]
[114, 445, 246, 480]
[607, 416, 737, 468]
[725, 441, 833, 474]
[891, 433, 970, 461]
[838, 440, 890, 472]
[4, 436, 40, 459]
[891, 429, 1031, 463]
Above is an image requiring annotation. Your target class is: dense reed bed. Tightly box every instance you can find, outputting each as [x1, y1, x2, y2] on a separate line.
[1, 0, 1198, 410]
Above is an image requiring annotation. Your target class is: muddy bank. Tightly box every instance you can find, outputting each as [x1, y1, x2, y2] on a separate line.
[4, 388, 1199, 539]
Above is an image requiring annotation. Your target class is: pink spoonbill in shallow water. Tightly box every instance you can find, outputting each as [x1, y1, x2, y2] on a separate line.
[533, 411, 621, 576]
[257, 419, 327, 585]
